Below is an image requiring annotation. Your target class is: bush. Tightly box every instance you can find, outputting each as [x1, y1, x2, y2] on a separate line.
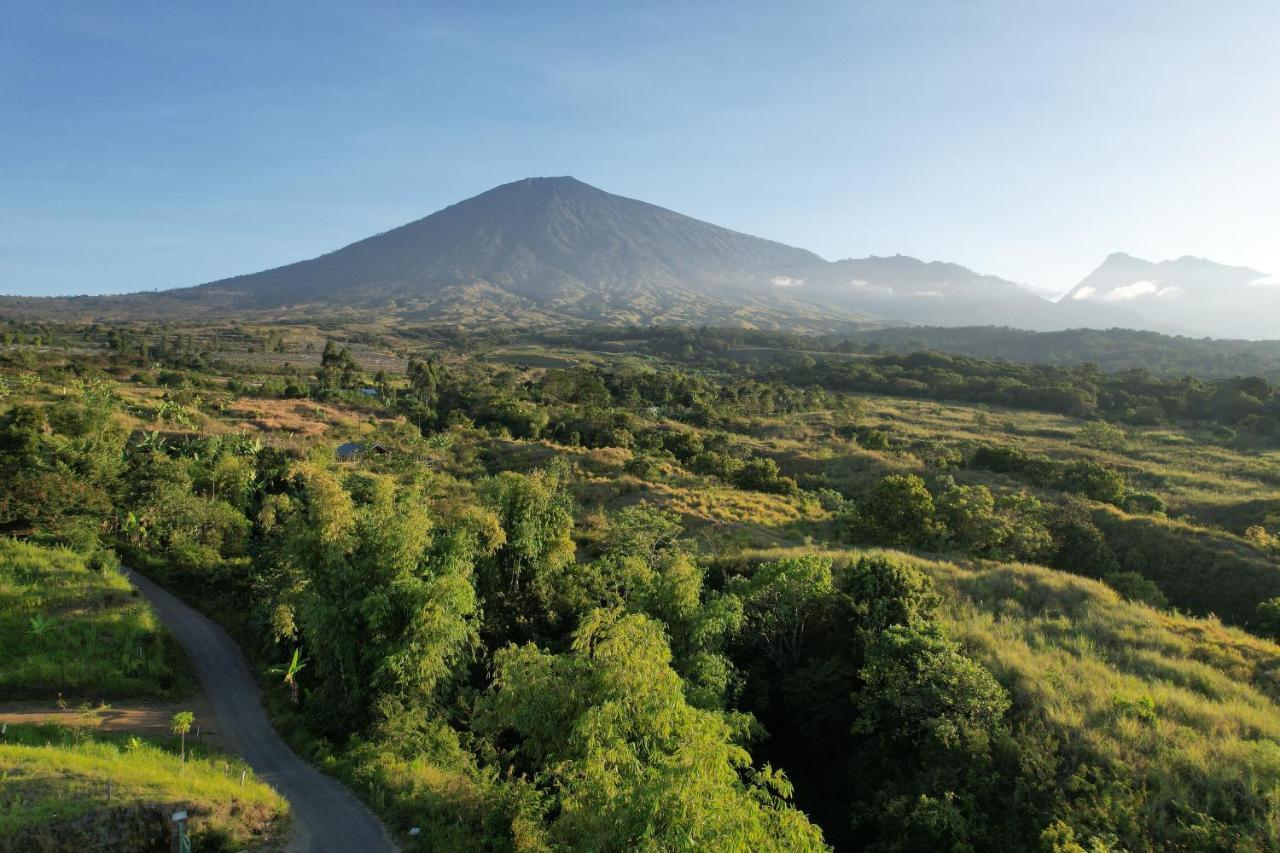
[1049, 506, 1119, 578]
[1257, 597, 1280, 638]
[732, 457, 798, 495]
[623, 455, 662, 481]
[1105, 571, 1168, 608]
[1122, 492, 1167, 516]
[843, 475, 942, 548]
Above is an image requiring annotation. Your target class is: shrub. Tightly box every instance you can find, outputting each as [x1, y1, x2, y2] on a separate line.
[844, 475, 942, 548]
[1122, 492, 1167, 516]
[1105, 571, 1168, 608]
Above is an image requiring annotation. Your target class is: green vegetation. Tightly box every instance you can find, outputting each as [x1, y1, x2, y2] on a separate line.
[0, 538, 192, 699]
[5, 318, 1280, 849]
[0, 533, 277, 845]
[843, 325, 1280, 380]
[0, 723, 286, 849]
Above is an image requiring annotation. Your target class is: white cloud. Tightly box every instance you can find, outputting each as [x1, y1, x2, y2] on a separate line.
[1071, 285, 1097, 301]
[1247, 274, 1280, 287]
[770, 275, 804, 287]
[847, 278, 896, 295]
[1100, 280, 1159, 301]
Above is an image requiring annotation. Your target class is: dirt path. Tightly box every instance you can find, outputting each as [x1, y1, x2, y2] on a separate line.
[124, 568, 396, 853]
[0, 696, 227, 750]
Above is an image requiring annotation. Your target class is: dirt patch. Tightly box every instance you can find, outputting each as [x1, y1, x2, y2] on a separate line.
[0, 695, 226, 751]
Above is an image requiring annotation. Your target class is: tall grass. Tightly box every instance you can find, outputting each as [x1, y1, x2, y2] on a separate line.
[730, 544, 1280, 846]
[0, 723, 286, 845]
[0, 538, 193, 699]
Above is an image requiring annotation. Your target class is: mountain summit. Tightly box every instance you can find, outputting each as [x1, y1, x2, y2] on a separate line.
[2, 177, 1271, 337]
[1065, 253, 1277, 338]
[179, 176, 857, 328]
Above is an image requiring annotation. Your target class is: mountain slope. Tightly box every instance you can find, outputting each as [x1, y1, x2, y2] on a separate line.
[205, 177, 825, 305]
[781, 254, 1142, 330]
[6, 177, 873, 331]
[1065, 252, 1279, 338]
[2, 179, 1272, 338]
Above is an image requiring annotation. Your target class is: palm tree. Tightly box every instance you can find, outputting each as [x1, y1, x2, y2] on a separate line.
[171, 711, 194, 763]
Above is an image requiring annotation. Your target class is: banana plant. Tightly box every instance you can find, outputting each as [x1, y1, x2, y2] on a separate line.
[266, 648, 307, 705]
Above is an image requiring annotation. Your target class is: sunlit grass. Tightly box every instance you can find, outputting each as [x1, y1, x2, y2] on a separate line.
[0, 538, 193, 699]
[0, 724, 287, 845]
[727, 542, 1280, 843]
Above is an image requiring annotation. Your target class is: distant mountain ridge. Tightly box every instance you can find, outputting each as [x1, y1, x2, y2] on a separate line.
[0, 177, 1273, 338]
[1064, 252, 1278, 339]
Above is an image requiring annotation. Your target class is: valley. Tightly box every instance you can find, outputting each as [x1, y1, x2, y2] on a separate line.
[2, 318, 1280, 849]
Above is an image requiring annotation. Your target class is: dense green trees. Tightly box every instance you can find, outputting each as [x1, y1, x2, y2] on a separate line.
[477, 610, 825, 851]
[8, 327, 1280, 850]
[842, 474, 941, 548]
[729, 554, 1024, 849]
[559, 326, 1280, 439]
[256, 464, 479, 735]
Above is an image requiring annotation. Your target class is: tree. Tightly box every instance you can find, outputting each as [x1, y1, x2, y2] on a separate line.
[855, 623, 1009, 751]
[476, 609, 826, 850]
[261, 464, 480, 735]
[477, 462, 576, 643]
[316, 341, 362, 394]
[1049, 505, 1119, 578]
[1077, 420, 1126, 451]
[842, 555, 940, 637]
[1056, 461, 1127, 506]
[1256, 597, 1280, 639]
[734, 555, 835, 669]
[733, 456, 797, 495]
[1105, 571, 1168, 609]
[846, 474, 942, 548]
[171, 710, 194, 763]
[935, 481, 1002, 555]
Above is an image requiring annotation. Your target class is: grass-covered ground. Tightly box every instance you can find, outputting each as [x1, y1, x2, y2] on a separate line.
[730, 544, 1280, 847]
[0, 538, 287, 849]
[0, 538, 193, 700]
[0, 723, 287, 849]
[5, 323, 1280, 848]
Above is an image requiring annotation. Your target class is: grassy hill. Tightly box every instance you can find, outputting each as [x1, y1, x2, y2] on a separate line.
[0, 540, 287, 850]
[0, 539, 193, 700]
[0, 724, 286, 851]
[4, 321, 1280, 848]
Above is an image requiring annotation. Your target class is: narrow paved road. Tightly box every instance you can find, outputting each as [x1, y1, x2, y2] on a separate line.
[126, 569, 396, 853]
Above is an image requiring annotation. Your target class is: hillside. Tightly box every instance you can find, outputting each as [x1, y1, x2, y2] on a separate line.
[1065, 252, 1280, 339]
[5, 322, 1280, 849]
[5, 179, 1275, 338]
[0, 540, 288, 850]
[843, 326, 1280, 378]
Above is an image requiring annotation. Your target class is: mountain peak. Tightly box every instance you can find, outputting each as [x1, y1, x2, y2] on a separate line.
[1064, 251, 1276, 338]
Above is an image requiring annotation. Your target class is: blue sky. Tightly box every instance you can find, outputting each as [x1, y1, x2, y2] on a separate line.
[2, 1, 1278, 297]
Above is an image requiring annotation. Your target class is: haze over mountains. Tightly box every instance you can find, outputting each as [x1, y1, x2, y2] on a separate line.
[1064, 253, 1279, 339]
[2, 176, 1275, 339]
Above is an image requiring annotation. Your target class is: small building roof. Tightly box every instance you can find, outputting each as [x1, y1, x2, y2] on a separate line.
[336, 442, 388, 461]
